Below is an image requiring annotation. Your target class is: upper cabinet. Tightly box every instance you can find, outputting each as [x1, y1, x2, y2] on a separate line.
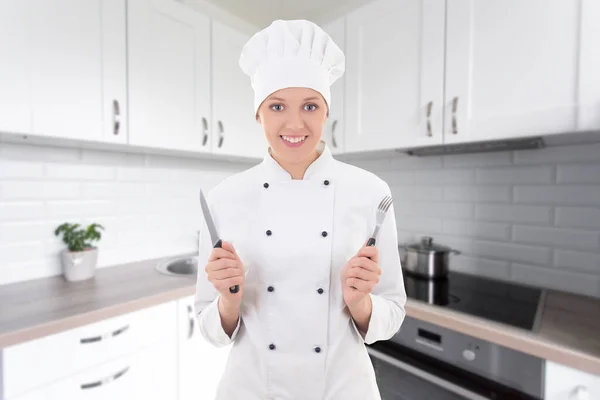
[321, 17, 346, 155]
[127, 0, 211, 153]
[444, 0, 600, 144]
[211, 21, 267, 159]
[0, 0, 128, 144]
[344, 0, 446, 153]
[340, 0, 600, 153]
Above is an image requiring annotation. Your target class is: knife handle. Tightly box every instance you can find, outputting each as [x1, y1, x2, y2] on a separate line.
[366, 237, 376, 247]
[214, 240, 240, 294]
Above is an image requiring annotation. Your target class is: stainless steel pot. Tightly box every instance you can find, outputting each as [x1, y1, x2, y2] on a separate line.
[400, 236, 460, 279]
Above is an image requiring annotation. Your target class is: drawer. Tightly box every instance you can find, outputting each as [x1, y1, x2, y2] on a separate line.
[545, 360, 600, 400]
[8, 339, 177, 400]
[3, 300, 177, 399]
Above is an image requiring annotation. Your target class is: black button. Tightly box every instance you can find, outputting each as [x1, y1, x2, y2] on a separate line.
[321, 231, 328, 237]
[317, 288, 324, 294]
[263, 182, 269, 188]
[266, 230, 272, 236]
[324, 180, 329, 186]
[268, 286, 274, 292]
[314, 346, 321, 353]
[269, 343, 276, 350]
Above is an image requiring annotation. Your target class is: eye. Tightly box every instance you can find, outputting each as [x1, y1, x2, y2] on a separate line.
[270, 104, 284, 112]
[304, 103, 318, 112]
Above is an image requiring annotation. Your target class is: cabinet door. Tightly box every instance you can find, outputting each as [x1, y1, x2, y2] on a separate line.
[211, 21, 267, 160]
[444, 0, 597, 144]
[321, 17, 346, 155]
[127, 0, 211, 153]
[10, 340, 177, 400]
[544, 361, 600, 400]
[28, 0, 127, 143]
[578, 0, 600, 132]
[344, 0, 445, 153]
[0, 1, 31, 135]
[178, 296, 231, 400]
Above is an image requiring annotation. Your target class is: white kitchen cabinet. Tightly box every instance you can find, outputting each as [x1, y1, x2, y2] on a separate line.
[3, 301, 177, 399]
[9, 340, 177, 400]
[0, 0, 127, 143]
[321, 17, 346, 155]
[211, 21, 267, 159]
[544, 360, 600, 400]
[444, 0, 600, 144]
[127, 0, 212, 153]
[178, 296, 231, 400]
[344, 0, 446, 153]
[0, 1, 30, 135]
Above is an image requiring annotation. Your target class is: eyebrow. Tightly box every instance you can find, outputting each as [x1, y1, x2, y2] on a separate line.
[267, 96, 321, 102]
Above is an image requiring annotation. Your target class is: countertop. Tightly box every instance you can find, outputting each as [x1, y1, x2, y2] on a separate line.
[0, 254, 599, 376]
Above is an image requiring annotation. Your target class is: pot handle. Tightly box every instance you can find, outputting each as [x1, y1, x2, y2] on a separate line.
[451, 248, 461, 255]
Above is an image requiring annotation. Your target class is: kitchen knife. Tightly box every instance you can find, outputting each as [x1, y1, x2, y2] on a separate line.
[199, 189, 239, 294]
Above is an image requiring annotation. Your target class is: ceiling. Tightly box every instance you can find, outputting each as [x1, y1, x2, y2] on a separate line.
[184, 0, 374, 28]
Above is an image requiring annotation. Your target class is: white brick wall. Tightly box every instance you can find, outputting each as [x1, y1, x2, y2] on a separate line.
[345, 142, 600, 298]
[0, 142, 250, 285]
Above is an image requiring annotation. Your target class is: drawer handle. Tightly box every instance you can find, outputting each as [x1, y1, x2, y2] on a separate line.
[80, 366, 129, 390]
[80, 324, 130, 344]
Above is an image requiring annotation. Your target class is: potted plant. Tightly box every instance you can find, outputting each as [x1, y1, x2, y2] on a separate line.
[54, 222, 104, 282]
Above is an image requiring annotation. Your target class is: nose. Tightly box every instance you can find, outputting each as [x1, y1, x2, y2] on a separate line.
[285, 109, 305, 130]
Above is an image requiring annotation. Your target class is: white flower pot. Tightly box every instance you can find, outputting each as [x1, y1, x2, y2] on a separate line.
[61, 248, 98, 282]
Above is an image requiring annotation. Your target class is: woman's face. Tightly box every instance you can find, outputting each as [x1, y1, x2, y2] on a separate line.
[256, 87, 328, 164]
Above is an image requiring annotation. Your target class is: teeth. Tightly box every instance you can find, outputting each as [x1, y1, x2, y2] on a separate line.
[282, 136, 306, 143]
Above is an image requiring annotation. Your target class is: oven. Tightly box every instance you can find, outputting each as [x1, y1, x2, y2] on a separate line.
[366, 267, 547, 400]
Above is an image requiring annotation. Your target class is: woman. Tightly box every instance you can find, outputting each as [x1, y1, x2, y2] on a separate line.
[194, 19, 407, 400]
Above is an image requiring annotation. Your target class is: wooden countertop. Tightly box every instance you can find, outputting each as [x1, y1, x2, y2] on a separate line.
[0, 255, 599, 376]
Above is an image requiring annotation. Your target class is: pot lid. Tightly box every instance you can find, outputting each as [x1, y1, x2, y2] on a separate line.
[406, 236, 454, 252]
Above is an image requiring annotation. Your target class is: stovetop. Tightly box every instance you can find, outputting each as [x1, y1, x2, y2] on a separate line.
[402, 269, 544, 331]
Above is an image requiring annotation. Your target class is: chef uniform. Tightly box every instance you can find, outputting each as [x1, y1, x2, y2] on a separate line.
[194, 19, 407, 400]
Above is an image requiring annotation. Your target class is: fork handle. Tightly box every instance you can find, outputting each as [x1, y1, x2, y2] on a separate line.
[367, 237, 376, 247]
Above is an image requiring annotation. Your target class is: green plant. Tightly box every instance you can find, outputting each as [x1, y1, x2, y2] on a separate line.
[54, 223, 104, 252]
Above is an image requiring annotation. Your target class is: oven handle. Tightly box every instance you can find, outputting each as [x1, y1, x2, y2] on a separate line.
[367, 347, 490, 400]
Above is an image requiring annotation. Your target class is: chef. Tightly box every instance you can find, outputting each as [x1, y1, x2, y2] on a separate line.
[194, 19, 407, 400]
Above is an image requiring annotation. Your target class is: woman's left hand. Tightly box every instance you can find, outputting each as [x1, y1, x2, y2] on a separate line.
[341, 242, 381, 309]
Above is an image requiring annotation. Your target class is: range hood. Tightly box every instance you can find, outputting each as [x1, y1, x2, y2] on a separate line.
[403, 137, 545, 156]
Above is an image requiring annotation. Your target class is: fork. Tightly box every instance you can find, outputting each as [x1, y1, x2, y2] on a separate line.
[367, 195, 393, 247]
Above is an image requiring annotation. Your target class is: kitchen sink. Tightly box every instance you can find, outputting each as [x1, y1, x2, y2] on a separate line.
[156, 256, 198, 277]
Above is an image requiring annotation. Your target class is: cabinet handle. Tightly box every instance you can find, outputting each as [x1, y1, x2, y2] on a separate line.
[331, 120, 338, 148]
[80, 366, 129, 390]
[426, 101, 433, 137]
[80, 324, 129, 344]
[217, 120, 224, 148]
[187, 305, 195, 339]
[451, 97, 459, 135]
[113, 100, 120, 135]
[202, 117, 208, 146]
[569, 385, 590, 400]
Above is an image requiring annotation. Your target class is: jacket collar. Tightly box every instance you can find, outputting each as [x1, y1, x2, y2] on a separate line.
[261, 140, 335, 182]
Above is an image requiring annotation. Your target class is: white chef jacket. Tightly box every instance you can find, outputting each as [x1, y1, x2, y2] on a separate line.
[194, 140, 407, 400]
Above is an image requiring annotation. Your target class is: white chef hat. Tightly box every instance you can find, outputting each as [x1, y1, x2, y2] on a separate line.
[239, 19, 345, 116]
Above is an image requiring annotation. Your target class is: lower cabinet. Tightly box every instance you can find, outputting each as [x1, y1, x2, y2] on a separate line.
[178, 295, 231, 400]
[9, 340, 177, 400]
[545, 360, 600, 400]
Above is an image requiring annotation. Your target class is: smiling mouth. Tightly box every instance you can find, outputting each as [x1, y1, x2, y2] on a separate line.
[280, 135, 308, 144]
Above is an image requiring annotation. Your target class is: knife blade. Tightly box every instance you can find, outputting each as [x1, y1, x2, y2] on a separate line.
[199, 189, 239, 294]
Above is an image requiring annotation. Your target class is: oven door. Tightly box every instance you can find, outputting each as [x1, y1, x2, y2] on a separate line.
[368, 345, 488, 400]
[367, 341, 542, 400]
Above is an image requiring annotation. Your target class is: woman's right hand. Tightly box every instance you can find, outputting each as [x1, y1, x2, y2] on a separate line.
[205, 241, 244, 303]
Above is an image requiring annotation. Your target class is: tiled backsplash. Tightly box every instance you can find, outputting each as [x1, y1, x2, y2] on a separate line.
[345, 141, 600, 298]
[0, 142, 250, 285]
[2, 140, 600, 299]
